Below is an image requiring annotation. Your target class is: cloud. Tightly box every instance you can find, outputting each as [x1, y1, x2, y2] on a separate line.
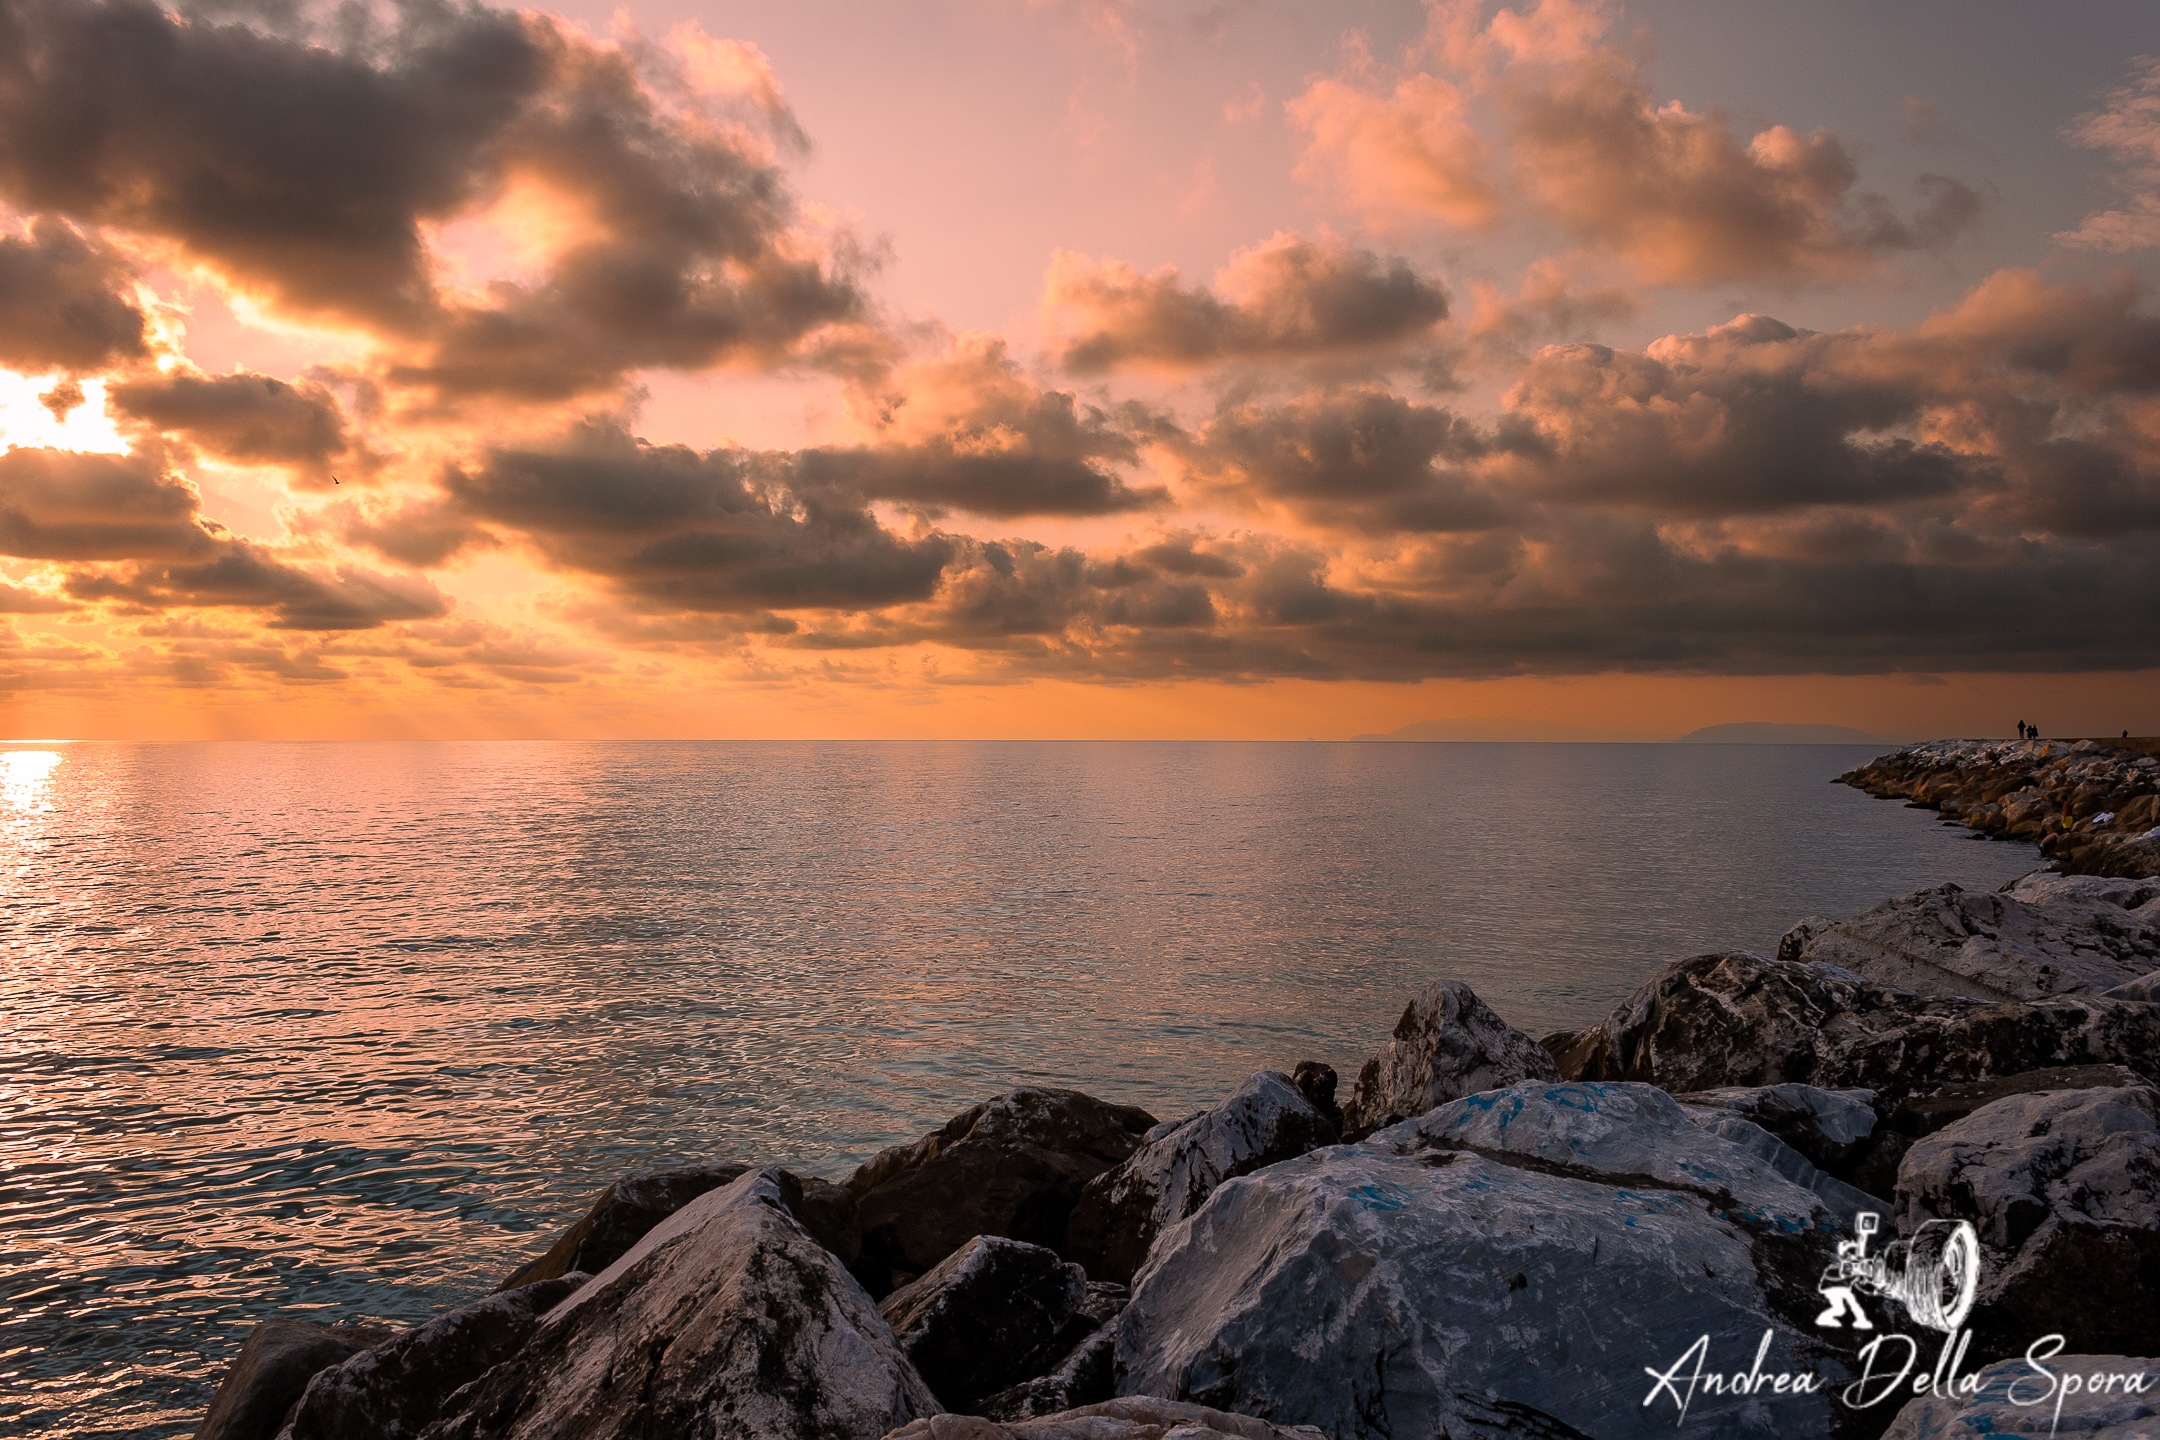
[1043, 232, 1450, 374]
[0, 216, 148, 373]
[0, 579, 71, 612]
[1290, 0, 1983, 285]
[442, 418, 956, 612]
[2057, 56, 2160, 253]
[1171, 387, 1509, 535]
[807, 334, 1168, 516]
[0, 444, 449, 629]
[0, 0, 865, 401]
[106, 370, 373, 484]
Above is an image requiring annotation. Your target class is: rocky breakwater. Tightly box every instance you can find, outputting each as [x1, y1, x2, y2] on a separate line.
[192, 876, 2160, 1440]
[1840, 737, 2160, 878]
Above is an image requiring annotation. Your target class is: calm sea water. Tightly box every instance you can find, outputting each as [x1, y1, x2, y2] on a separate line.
[0, 740, 2038, 1437]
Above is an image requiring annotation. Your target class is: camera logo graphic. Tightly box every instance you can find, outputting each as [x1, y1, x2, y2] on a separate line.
[1815, 1211, 1982, 1335]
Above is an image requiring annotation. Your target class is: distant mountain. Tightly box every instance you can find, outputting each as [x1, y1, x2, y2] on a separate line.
[1347, 717, 1655, 742]
[1673, 722, 1892, 744]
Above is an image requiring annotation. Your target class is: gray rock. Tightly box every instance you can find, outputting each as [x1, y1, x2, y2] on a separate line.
[1882, 1353, 2159, 1438]
[1897, 1085, 2160, 1354]
[1666, 1082, 1880, 1172]
[883, 1397, 1330, 1440]
[1674, 1106, 1884, 1226]
[877, 1236, 1086, 1413]
[1553, 950, 2160, 1103]
[499, 1162, 860, 1288]
[282, 1278, 584, 1440]
[845, 1089, 1155, 1294]
[974, 1325, 1116, 1422]
[1777, 883, 2160, 1001]
[1116, 1081, 1860, 1440]
[420, 1169, 939, 1440]
[196, 1320, 398, 1440]
[1288, 1060, 1343, 1136]
[2005, 872, 2160, 909]
[1885, 1065, 2153, 1138]
[1065, 1070, 1335, 1285]
[2104, 969, 2160, 1002]
[1341, 979, 1559, 1133]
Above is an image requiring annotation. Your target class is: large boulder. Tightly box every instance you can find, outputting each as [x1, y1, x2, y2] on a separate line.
[1777, 883, 2160, 1002]
[1666, 1083, 1880, 1173]
[196, 1320, 399, 1440]
[1896, 1085, 2160, 1354]
[975, 1284, 1129, 1422]
[1883, 1064, 2152, 1139]
[281, 1279, 585, 1440]
[883, 1397, 1328, 1440]
[500, 1163, 859, 1289]
[1882, 1353, 2160, 1438]
[419, 1169, 940, 1440]
[1115, 1081, 1866, 1440]
[845, 1089, 1155, 1293]
[1672, 1093, 1885, 1226]
[1065, 1071, 1335, 1285]
[877, 1236, 1087, 1413]
[1552, 950, 2160, 1102]
[1340, 980, 1559, 1134]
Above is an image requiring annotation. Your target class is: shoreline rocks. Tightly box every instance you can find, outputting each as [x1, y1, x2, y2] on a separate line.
[1839, 737, 2160, 878]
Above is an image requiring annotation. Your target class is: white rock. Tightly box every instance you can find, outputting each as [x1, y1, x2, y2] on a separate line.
[421, 1169, 940, 1440]
[1897, 1086, 2160, 1355]
[1341, 979, 1559, 1132]
[1116, 1081, 1851, 1440]
[1065, 1070, 1334, 1286]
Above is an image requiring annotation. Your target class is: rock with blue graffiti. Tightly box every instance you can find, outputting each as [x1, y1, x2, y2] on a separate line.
[1881, 1352, 2160, 1439]
[1065, 1070, 1338, 1287]
[1114, 1080, 1869, 1440]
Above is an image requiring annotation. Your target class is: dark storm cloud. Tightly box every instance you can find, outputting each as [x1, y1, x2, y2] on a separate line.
[107, 371, 368, 483]
[0, 216, 147, 373]
[0, 0, 863, 399]
[1172, 388, 1511, 535]
[444, 420, 954, 612]
[1046, 233, 1450, 375]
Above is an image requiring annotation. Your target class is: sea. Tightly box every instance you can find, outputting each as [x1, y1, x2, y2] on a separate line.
[0, 739, 2041, 1438]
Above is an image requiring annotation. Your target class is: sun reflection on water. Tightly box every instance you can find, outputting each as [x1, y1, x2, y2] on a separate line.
[2, 748, 62, 818]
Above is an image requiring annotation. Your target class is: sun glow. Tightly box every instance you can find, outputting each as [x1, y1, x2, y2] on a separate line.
[0, 373, 127, 453]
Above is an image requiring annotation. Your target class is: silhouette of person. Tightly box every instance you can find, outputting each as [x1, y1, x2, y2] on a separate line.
[2018, 721, 2028, 739]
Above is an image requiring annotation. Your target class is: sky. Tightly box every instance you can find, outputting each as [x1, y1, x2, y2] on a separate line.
[1, 0, 2157, 741]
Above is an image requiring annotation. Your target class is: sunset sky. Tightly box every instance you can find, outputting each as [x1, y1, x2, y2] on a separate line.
[1, 0, 2156, 740]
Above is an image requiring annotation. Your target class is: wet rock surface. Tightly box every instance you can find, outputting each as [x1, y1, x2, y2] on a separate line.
[1341, 979, 1559, 1134]
[845, 1088, 1156, 1294]
[418, 1168, 940, 1440]
[1065, 1070, 1335, 1285]
[1116, 1081, 1858, 1440]
[877, 1236, 1087, 1413]
[1896, 1084, 2160, 1354]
